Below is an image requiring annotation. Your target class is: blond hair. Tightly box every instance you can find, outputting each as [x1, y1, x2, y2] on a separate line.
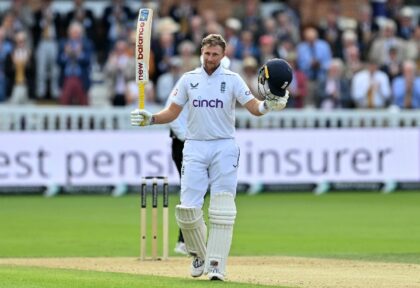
[201, 34, 226, 51]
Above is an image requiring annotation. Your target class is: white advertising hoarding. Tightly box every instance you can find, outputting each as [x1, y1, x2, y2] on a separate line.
[1, 129, 419, 186]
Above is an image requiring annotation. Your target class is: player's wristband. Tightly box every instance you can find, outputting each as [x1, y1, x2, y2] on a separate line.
[150, 115, 156, 125]
[258, 101, 269, 114]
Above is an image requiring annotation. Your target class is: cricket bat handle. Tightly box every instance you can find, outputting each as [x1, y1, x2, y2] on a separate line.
[138, 82, 145, 109]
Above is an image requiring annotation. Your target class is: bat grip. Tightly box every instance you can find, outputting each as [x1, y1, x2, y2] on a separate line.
[138, 82, 145, 109]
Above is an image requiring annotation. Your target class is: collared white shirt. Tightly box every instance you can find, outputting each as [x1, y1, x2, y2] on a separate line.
[169, 65, 254, 140]
[351, 69, 391, 108]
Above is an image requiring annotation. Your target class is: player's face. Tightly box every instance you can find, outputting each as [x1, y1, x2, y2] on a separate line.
[201, 45, 225, 74]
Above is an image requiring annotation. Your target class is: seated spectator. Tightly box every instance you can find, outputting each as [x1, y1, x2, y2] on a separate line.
[351, 61, 391, 109]
[5, 30, 35, 104]
[57, 21, 93, 105]
[342, 45, 363, 80]
[103, 38, 134, 106]
[317, 59, 352, 109]
[392, 60, 420, 109]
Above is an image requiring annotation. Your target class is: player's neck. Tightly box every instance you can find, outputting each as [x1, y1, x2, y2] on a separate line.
[204, 65, 220, 76]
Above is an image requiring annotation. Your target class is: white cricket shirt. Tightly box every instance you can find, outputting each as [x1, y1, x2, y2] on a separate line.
[169, 65, 254, 140]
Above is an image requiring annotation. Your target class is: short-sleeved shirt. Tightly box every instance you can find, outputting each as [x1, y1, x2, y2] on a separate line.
[169, 65, 254, 140]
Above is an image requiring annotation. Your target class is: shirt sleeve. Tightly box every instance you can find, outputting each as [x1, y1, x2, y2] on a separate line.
[168, 74, 188, 107]
[234, 74, 255, 105]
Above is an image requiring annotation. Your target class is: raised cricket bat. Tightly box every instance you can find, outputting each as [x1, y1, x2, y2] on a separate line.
[136, 8, 153, 109]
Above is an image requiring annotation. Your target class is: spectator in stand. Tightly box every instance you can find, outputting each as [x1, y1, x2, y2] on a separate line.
[4, 0, 34, 43]
[103, 38, 134, 106]
[156, 56, 183, 104]
[276, 35, 295, 60]
[242, 0, 261, 35]
[169, 0, 198, 42]
[351, 60, 391, 109]
[274, 10, 300, 45]
[406, 25, 419, 64]
[342, 45, 363, 81]
[64, 0, 97, 45]
[369, 19, 406, 67]
[101, 0, 133, 59]
[296, 26, 332, 107]
[340, 29, 358, 61]
[392, 60, 420, 109]
[0, 27, 13, 103]
[285, 53, 307, 109]
[1, 11, 23, 44]
[152, 18, 180, 82]
[317, 58, 352, 109]
[33, 0, 61, 100]
[235, 30, 259, 60]
[258, 34, 278, 65]
[355, 4, 379, 61]
[396, 7, 417, 40]
[240, 56, 259, 97]
[224, 18, 241, 49]
[380, 46, 403, 82]
[5, 30, 35, 104]
[57, 21, 93, 105]
[224, 44, 242, 74]
[177, 40, 200, 74]
[318, 6, 343, 58]
[187, 15, 205, 50]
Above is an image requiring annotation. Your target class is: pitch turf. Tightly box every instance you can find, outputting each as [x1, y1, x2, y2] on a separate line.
[1, 192, 420, 287]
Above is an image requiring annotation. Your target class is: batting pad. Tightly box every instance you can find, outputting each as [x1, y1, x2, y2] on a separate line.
[205, 192, 237, 276]
[175, 206, 207, 259]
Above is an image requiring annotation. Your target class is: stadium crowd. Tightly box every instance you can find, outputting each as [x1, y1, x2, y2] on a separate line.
[0, 0, 419, 109]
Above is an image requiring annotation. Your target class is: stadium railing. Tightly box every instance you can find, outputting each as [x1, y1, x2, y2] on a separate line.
[1, 105, 420, 131]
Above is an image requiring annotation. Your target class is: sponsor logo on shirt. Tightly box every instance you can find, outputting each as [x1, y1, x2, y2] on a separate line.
[190, 82, 199, 89]
[192, 97, 224, 108]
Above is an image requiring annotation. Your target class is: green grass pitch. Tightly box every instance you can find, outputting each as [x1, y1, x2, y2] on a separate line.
[1, 192, 420, 287]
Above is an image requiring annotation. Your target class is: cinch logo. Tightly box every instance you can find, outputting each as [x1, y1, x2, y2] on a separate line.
[192, 98, 224, 108]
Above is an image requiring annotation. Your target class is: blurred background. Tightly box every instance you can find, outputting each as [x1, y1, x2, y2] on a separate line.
[0, 0, 420, 195]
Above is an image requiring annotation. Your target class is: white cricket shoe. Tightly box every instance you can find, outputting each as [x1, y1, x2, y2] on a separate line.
[208, 265, 224, 281]
[191, 257, 205, 278]
[174, 242, 188, 255]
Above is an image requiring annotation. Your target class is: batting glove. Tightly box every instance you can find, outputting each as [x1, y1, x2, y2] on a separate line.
[130, 109, 154, 126]
[264, 90, 289, 111]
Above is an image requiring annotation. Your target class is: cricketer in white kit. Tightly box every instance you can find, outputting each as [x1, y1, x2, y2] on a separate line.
[131, 34, 292, 281]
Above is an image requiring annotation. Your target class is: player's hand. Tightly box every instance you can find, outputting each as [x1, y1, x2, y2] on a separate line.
[264, 90, 289, 111]
[130, 109, 154, 126]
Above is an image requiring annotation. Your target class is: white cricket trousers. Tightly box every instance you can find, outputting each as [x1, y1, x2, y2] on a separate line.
[180, 139, 240, 208]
